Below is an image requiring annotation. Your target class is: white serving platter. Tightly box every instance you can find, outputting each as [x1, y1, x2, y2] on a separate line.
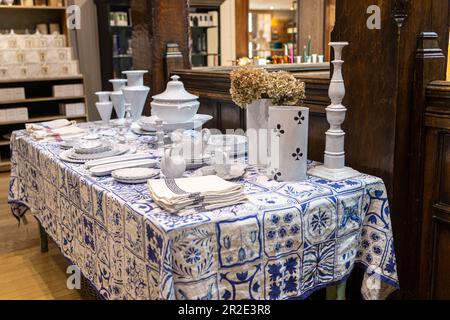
[85, 153, 152, 169]
[89, 159, 158, 176]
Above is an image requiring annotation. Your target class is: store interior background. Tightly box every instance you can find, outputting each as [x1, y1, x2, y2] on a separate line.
[48, 0, 335, 121]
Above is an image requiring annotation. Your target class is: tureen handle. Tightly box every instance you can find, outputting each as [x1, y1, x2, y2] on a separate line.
[171, 75, 180, 82]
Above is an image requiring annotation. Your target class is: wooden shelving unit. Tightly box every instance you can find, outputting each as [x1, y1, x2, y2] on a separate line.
[0, 1, 87, 172]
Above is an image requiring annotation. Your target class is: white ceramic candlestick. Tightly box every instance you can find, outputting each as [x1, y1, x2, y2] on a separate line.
[308, 42, 360, 181]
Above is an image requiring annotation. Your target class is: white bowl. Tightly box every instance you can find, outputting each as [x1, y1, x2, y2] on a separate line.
[151, 100, 199, 123]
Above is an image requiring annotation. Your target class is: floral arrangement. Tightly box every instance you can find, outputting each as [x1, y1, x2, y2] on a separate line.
[230, 68, 306, 108]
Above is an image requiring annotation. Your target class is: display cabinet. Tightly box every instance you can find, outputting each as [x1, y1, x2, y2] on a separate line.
[95, 0, 133, 90]
[0, 2, 87, 172]
[189, 0, 224, 67]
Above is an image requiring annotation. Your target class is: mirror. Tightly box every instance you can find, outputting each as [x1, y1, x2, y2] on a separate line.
[249, 0, 336, 63]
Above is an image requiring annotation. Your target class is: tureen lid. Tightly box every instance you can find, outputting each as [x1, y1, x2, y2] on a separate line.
[152, 75, 198, 102]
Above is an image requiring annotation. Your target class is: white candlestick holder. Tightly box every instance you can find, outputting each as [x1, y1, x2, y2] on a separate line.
[308, 42, 360, 181]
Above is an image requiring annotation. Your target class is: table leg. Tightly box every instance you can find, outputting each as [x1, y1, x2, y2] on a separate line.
[39, 222, 48, 253]
[326, 281, 347, 300]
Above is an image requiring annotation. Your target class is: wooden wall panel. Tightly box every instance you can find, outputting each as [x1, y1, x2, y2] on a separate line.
[332, 0, 450, 299]
[235, 0, 249, 59]
[298, 0, 325, 55]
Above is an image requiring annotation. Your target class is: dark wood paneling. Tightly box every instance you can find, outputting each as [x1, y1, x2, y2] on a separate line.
[432, 217, 450, 299]
[419, 80, 450, 299]
[332, 0, 449, 299]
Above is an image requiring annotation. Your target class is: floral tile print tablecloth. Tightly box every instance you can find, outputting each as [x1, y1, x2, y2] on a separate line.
[8, 129, 399, 300]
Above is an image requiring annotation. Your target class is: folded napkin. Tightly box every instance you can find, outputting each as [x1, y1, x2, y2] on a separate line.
[30, 125, 86, 141]
[26, 119, 85, 141]
[26, 119, 76, 132]
[148, 175, 247, 215]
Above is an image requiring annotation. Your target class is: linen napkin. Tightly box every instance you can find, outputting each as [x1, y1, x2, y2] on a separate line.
[26, 119, 85, 141]
[26, 119, 75, 132]
[148, 175, 247, 214]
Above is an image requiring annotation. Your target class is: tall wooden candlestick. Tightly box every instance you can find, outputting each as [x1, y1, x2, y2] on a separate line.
[308, 42, 360, 181]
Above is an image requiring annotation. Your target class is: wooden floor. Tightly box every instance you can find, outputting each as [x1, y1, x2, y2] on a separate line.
[0, 172, 82, 300]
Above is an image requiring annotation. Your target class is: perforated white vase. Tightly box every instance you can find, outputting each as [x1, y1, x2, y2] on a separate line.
[269, 106, 309, 182]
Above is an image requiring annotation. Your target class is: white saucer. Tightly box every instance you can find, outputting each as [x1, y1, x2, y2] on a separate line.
[138, 114, 213, 132]
[192, 164, 247, 180]
[112, 167, 159, 184]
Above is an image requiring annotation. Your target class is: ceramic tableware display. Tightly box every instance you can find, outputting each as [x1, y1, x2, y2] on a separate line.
[151, 75, 200, 123]
[110, 79, 127, 120]
[122, 70, 150, 122]
[269, 106, 309, 182]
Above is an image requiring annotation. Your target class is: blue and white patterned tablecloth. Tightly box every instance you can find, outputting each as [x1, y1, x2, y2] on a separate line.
[8, 128, 399, 300]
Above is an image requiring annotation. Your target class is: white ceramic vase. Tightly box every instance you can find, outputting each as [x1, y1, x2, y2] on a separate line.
[122, 70, 150, 122]
[269, 106, 309, 182]
[246, 99, 271, 167]
[95, 91, 110, 103]
[96, 102, 113, 126]
[110, 79, 127, 119]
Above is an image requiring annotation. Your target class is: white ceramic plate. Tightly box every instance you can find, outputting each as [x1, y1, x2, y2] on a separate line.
[74, 141, 111, 154]
[85, 153, 152, 169]
[206, 134, 248, 158]
[112, 167, 159, 181]
[66, 145, 129, 161]
[60, 146, 136, 164]
[138, 114, 213, 132]
[90, 159, 158, 176]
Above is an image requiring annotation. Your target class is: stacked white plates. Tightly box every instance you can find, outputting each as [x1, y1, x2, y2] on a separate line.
[112, 167, 160, 184]
[74, 141, 111, 154]
[60, 143, 131, 163]
[206, 134, 247, 158]
[89, 158, 158, 177]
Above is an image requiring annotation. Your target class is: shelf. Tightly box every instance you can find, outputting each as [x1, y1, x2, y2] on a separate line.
[0, 96, 85, 105]
[0, 160, 11, 172]
[192, 53, 220, 57]
[0, 5, 66, 10]
[113, 55, 133, 59]
[0, 75, 84, 84]
[191, 26, 218, 29]
[0, 114, 86, 126]
[0, 139, 9, 146]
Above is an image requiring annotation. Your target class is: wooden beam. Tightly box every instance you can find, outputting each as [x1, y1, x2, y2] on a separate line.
[235, 0, 249, 59]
